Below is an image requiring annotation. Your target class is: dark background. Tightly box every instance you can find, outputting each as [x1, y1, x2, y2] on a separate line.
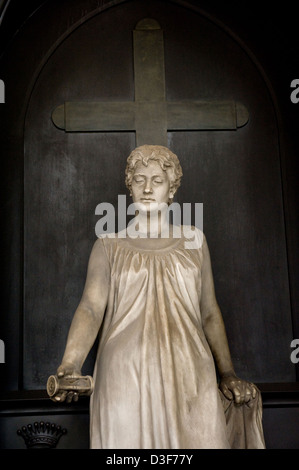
[0, 0, 299, 449]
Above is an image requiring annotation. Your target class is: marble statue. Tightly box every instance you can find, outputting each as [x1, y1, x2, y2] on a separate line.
[49, 145, 265, 449]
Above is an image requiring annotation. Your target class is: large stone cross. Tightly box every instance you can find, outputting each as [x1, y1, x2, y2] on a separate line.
[52, 18, 249, 146]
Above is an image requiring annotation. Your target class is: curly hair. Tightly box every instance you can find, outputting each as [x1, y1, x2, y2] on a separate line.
[125, 145, 183, 198]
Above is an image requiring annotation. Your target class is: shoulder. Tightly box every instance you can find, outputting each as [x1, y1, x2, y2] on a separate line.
[90, 236, 114, 262]
[92, 232, 124, 260]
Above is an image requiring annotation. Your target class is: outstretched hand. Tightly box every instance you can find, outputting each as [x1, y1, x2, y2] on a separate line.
[219, 374, 257, 405]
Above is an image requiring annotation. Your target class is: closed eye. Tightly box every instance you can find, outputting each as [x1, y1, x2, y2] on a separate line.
[133, 176, 145, 183]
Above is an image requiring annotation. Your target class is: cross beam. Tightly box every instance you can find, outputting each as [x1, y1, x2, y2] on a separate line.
[52, 18, 249, 146]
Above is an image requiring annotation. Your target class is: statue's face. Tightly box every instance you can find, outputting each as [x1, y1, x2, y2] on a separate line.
[131, 159, 172, 208]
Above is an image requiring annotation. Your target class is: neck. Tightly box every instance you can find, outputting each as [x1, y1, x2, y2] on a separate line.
[128, 204, 171, 238]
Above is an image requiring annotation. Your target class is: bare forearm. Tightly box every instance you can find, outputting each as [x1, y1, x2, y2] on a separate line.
[203, 310, 236, 378]
[61, 304, 103, 371]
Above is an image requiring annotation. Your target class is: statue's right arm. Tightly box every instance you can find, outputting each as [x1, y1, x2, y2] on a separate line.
[57, 238, 110, 380]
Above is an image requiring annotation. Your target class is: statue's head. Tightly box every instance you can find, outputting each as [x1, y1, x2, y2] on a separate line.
[125, 145, 183, 205]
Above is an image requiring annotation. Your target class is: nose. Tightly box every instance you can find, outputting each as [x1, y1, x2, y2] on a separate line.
[143, 179, 153, 194]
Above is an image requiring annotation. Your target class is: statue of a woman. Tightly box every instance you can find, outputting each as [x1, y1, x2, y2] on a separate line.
[51, 145, 265, 449]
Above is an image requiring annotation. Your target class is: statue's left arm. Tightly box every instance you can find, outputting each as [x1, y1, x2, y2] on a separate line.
[200, 235, 256, 404]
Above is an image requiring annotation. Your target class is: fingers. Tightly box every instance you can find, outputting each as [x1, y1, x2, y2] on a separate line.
[57, 365, 66, 377]
[232, 381, 257, 405]
[52, 391, 79, 403]
[244, 387, 253, 403]
[219, 382, 233, 401]
[66, 392, 79, 403]
[57, 361, 82, 378]
[51, 390, 68, 402]
[220, 376, 257, 405]
[52, 364, 82, 403]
